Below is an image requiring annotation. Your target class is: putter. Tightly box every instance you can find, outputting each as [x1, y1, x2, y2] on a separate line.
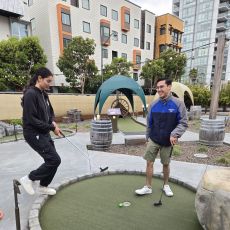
[60, 131, 108, 173]
[154, 146, 173, 207]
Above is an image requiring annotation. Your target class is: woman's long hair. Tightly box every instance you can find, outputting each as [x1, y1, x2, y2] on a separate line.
[21, 67, 53, 106]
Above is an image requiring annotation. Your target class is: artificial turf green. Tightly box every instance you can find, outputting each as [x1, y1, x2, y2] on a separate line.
[118, 117, 146, 132]
[40, 175, 202, 230]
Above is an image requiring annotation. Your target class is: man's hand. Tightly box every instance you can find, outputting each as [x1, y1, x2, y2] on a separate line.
[170, 136, 178, 146]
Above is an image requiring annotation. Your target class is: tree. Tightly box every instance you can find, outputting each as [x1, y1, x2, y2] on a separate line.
[160, 49, 187, 82]
[102, 57, 132, 80]
[219, 83, 230, 111]
[140, 59, 165, 94]
[0, 37, 47, 91]
[188, 85, 211, 112]
[57, 36, 98, 94]
[189, 68, 198, 84]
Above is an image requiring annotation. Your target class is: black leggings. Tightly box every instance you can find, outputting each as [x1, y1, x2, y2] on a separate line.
[24, 132, 61, 187]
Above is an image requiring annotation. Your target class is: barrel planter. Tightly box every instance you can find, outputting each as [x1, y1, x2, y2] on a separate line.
[0, 126, 5, 138]
[199, 118, 225, 146]
[90, 119, 113, 150]
[189, 105, 202, 120]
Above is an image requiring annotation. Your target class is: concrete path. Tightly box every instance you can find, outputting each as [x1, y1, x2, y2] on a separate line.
[0, 123, 229, 230]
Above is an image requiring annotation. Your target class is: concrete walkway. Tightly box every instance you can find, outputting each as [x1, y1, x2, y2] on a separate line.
[0, 121, 229, 230]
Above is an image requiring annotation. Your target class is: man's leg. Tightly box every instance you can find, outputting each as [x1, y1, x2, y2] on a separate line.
[146, 160, 154, 187]
[163, 164, 170, 184]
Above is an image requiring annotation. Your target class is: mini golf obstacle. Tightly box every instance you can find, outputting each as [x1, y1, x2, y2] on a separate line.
[36, 171, 202, 230]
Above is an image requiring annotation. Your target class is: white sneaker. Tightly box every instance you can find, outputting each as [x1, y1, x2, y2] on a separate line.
[135, 186, 152, 195]
[38, 186, 56, 196]
[163, 184, 173, 197]
[19, 176, 35, 195]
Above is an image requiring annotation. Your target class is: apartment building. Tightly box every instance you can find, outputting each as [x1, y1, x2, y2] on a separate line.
[173, 0, 230, 85]
[155, 13, 183, 58]
[0, 0, 31, 41]
[26, 0, 155, 91]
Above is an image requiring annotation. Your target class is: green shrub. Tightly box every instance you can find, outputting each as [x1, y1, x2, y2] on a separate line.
[197, 144, 208, 153]
[172, 145, 181, 156]
[216, 152, 230, 165]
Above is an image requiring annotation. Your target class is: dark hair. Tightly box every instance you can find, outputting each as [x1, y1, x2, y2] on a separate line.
[156, 78, 172, 86]
[21, 67, 53, 106]
[23, 67, 53, 94]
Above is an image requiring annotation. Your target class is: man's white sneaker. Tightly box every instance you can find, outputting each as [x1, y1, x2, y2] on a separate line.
[39, 186, 56, 196]
[135, 186, 152, 195]
[163, 185, 173, 197]
[19, 176, 35, 195]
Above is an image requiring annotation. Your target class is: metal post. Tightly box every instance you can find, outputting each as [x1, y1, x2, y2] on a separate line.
[13, 179, 21, 230]
[209, 34, 226, 119]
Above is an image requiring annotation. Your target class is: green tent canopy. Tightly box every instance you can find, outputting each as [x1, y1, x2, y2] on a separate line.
[94, 75, 146, 114]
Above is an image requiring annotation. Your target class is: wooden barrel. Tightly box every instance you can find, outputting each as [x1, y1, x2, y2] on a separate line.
[90, 119, 113, 150]
[199, 119, 225, 146]
[0, 126, 5, 138]
[189, 105, 202, 120]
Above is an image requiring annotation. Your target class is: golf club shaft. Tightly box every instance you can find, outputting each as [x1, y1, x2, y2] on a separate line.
[60, 131, 92, 172]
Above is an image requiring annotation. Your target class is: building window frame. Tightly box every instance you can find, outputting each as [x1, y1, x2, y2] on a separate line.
[112, 31, 118, 41]
[112, 9, 118, 21]
[63, 38, 71, 48]
[124, 13, 130, 24]
[82, 0, 90, 10]
[146, 42, 150, 50]
[133, 72, 138, 81]
[134, 37, 139, 47]
[83, 21, 91, 33]
[11, 21, 29, 39]
[146, 24, 151, 33]
[100, 5, 107, 17]
[102, 48, 108, 58]
[121, 34, 127, 44]
[121, 53, 127, 59]
[134, 19, 139, 29]
[61, 12, 71, 26]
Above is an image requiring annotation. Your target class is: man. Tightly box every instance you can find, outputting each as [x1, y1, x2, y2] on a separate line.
[135, 78, 188, 197]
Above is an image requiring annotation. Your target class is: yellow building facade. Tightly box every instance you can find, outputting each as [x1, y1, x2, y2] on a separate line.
[155, 13, 184, 58]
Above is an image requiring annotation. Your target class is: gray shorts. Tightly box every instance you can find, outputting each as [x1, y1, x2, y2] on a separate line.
[144, 139, 172, 165]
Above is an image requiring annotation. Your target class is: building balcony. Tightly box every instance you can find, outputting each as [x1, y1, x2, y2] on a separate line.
[0, 0, 24, 17]
[219, 2, 230, 12]
[218, 12, 228, 22]
[216, 22, 227, 31]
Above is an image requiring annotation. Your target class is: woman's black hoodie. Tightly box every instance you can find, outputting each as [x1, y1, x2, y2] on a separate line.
[22, 87, 55, 134]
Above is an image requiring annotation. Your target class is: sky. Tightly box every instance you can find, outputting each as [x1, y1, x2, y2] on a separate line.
[131, 0, 173, 16]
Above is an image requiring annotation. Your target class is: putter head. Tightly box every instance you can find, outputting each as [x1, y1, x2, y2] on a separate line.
[153, 200, 162, 206]
[100, 166, 109, 172]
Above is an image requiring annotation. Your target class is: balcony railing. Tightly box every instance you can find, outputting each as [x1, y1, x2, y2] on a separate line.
[219, 2, 230, 12]
[216, 22, 227, 31]
[218, 12, 228, 22]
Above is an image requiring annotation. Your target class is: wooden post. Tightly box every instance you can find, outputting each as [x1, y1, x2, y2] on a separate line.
[209, 34, 226, 119]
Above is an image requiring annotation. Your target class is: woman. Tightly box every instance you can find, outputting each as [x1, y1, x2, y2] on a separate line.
[20, 67, 61, 196]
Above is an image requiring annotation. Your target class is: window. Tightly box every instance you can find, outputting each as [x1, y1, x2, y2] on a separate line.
[101, 26, 110, 38]
[100, 5, 107, 17]
[122, 34, 127, 44]
[125, 13, 130, 24]
[133, 72, 138, 81]
[136, 55, 141, 64]
[83, 21, 90, 33]
[159, 44, 166, 53]
[146, 24, 151, 33]
[102, 48, 108, 58]
[71, 0, 79, 7]
[160, 26, 166, 35]
[146, 42, 150, 50]
[134, 38, 139, 47]
[121, 53, 127, 59]
[63, 38, 71, 48]
[112, 31, 118, 41]
[112, 10, 118, 21]
[30, 18, 36, 31]
[11, 21, 28, 39]
[61, 13, 71, 26]
[82, 0, 90, 10]
[28, 0, 33, 6]
[134, 19, 139, 29]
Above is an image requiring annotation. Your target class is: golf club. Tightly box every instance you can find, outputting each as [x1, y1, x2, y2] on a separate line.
[60, 131, 108, 173]
[154, 146, 173, 207]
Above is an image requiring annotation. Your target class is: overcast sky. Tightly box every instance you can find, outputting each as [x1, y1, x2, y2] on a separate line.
[131, 0, 173, 15]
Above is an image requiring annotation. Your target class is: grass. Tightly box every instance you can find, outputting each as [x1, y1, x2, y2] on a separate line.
[172, 145, 181, 156]
[197, 144, 208, 153]
[117, 117, 146, 132]
[216, 152, 230, 165]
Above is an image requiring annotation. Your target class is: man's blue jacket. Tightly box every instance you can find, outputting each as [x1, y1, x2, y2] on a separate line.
[146, 94, 188, 146]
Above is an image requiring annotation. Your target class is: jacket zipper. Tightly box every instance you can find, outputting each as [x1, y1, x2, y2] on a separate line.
[42, 92, 49, 122]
